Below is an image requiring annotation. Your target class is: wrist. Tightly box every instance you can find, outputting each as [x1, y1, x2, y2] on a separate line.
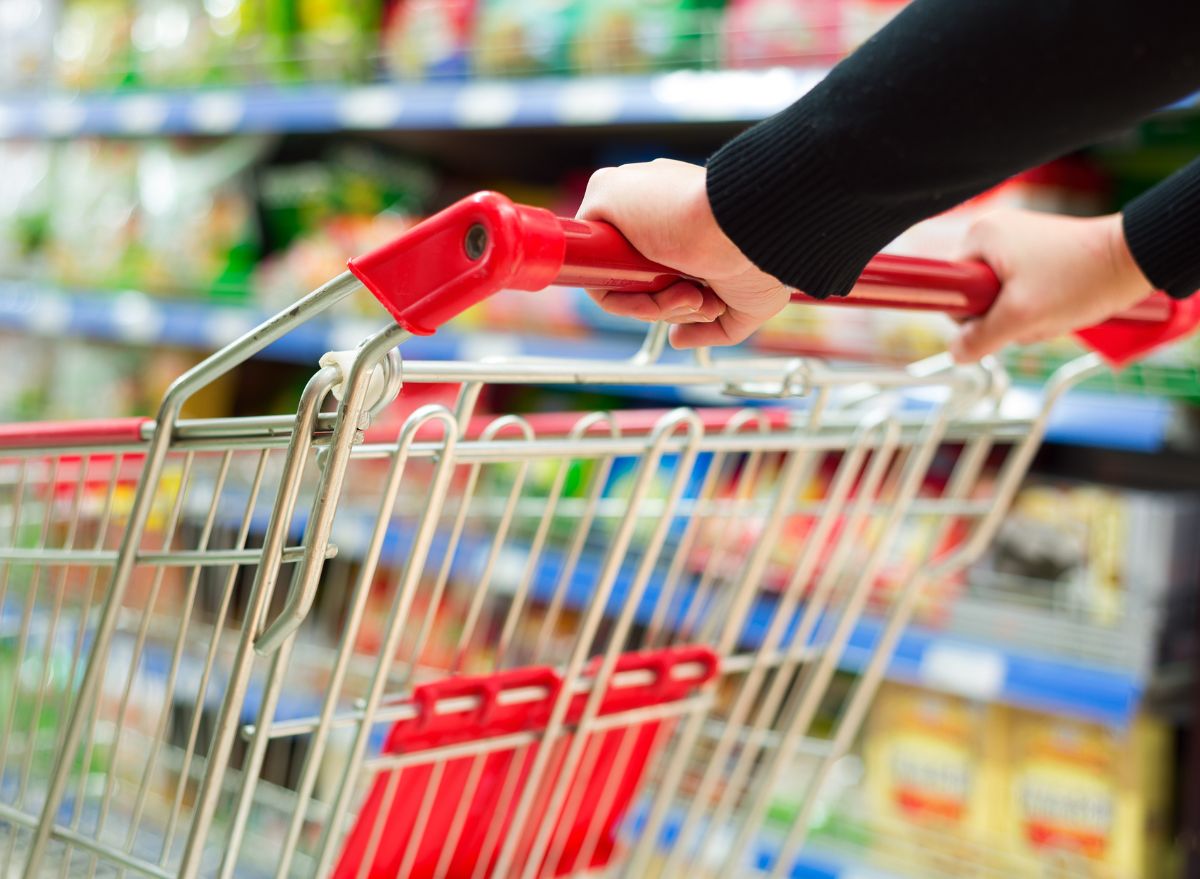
[1102, 212, 1154, 302]
[691, 165, 757, 281]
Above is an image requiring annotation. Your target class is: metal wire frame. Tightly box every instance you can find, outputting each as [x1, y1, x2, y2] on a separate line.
[0, 260, 1105, 877]
[210, 356, 1100, 875]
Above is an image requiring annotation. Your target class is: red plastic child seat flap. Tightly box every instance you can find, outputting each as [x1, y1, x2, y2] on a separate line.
[334, 646, 718, 879]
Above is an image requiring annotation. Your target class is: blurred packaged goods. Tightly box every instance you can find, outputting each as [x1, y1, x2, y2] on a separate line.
[383, 0, 476, 79]
[254, 144, 434, 309]
[0, 0, 920, 89]
[971, 478, 1200, 631]
[570, 0, 726, 74]
[839, 0, 906, 50]
[0, 143, 53, 276]
[723, 0, 843, 68]
[1001, 709, 1172, 879]
[472, 0, 581, 76]
[0, 138, 438, 308]
[54, 0, 134, 89]
[295, 0, 381, 81]
[134, 137, 266, 299]
[130, 0, 220, 86]
[0, 0, 59, 87]
[0, 332, 234, 421]
[862, 681, 1175, 879]
[0, 138, 266, 299]
[864, 682, 1007, 875]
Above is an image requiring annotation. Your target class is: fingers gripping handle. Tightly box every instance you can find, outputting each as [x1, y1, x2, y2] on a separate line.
[348, 190, 1199, 364]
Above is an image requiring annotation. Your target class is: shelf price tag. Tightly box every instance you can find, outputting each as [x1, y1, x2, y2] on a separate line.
[918, 642, 1006, 701]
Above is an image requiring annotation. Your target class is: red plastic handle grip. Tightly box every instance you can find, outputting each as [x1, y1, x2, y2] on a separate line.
[557, 216, 1007, 316]
[557, 213, 1174, 325]
[349, 191, 1200, 365]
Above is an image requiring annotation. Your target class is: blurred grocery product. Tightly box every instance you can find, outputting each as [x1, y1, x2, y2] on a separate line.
[295, 0, 381, 81]
[34, 138, 265, 297]
[45, 140, 141, 287]
[863, 683, 1176, 878]
[840, 0, 906, 49]
[974, 479, 1200, 628]
[130, 0, 215, 86]
[472, 0, 580, 76]
[0, 0, 59, 87]
[258, 144, 433, 249]
[570, 0, 726, 74]
[864, 682, 1006, 874]
[723, 0, 842, 68]
[1002, 709, 1172, 878]
[0, 333, 53, 421]
[0, 143, 53, 277]
[383, 0, 476, 79]
[55, 0, 136, 88]
[254, 144, 433, 309]
[134, 137, 266, 299]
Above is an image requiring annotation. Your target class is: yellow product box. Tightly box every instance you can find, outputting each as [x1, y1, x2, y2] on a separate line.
[1001, 709, 1171, 879]
[864, 682, 1006, 872]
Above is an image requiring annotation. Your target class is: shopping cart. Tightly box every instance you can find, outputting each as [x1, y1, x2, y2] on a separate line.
[0, 191, 1196, 879]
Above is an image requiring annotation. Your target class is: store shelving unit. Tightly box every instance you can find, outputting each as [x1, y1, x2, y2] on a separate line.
[197, 494, 1143, 730]
[0, 279, 1177, 452]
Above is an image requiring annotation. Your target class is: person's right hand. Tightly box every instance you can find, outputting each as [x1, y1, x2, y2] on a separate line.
[950, 209, 1155, 362]
[576, 159, 791, 348]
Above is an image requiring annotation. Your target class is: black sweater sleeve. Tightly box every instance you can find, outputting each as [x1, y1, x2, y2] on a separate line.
[1124, 159, 1200, 298]
[706, 0, 1200, 299]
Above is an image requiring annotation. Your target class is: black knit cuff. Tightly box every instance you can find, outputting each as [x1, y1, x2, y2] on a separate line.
[1123, 158, 1200, 300]
[705, 102, 903, 299]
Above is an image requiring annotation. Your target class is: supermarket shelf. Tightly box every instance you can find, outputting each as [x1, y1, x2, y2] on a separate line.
[0, 280, 1181, 452]
[2, 71, 1198, 140]
[628, 805, 904, 879]
[0, 279, 649, 365]
[304, 505, 1141, 727]
[0, 69, 827, 139]
[1009, 386, 1175, 454]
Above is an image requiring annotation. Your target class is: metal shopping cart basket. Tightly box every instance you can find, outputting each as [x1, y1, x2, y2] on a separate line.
[0, 192, 1196, 879]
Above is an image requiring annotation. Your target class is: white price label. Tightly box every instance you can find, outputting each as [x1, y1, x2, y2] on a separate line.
[41, 99, 86, 135]
[337, 86, 405, 129]
[116, 96, 169, 134]
[455, 83, 519, 128]
[557, 81, 623, 125]
[189, 93, 245, 134]
[919, 642, 1006, 700]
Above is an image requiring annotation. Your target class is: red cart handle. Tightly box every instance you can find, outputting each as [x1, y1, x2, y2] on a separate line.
[348, 190, 1200, 365]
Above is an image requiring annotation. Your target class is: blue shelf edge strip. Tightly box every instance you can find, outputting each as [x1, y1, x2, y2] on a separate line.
[1, 71, 1196, 139]
[0, 69, 829, 138]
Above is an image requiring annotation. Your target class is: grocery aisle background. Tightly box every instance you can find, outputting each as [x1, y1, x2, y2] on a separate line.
[2, 1, 1200, 877]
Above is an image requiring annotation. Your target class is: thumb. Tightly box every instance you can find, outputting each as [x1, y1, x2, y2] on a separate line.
[949, 293, 1026, 362]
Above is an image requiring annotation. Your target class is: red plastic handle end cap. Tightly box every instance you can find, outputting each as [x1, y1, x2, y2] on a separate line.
[1076, 292, 1200, 367]
[348, 191, 567, 335]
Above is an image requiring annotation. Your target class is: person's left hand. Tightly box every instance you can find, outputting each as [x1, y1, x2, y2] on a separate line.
[950, 209, 1155, 362]
[575, 159, 791, 347]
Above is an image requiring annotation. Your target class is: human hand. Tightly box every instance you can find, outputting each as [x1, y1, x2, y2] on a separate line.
[950, 209, 1154, 362]
[575, 159, 791, 347]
